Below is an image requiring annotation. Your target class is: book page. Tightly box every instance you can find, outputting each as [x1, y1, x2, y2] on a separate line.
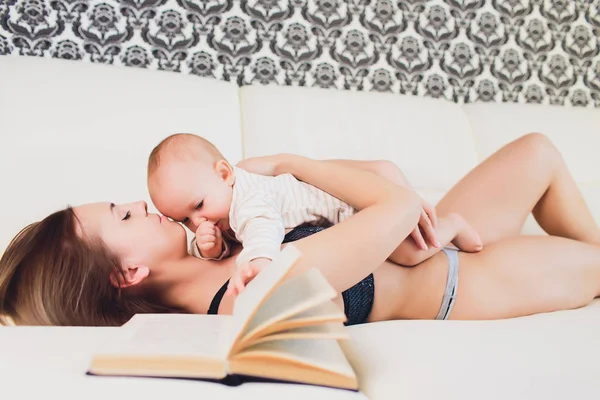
[225, 245, 301, 352]
[233, 338, 356, 380]
[236, 301, 347, 351]
[96, 314, 232, 360]
[279, 301, 346, 325]
[251, 322, 350, 345]
[234, 268, 338, 350]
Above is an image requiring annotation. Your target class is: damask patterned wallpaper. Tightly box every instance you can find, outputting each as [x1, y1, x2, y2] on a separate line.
[1, 0, 599, 107]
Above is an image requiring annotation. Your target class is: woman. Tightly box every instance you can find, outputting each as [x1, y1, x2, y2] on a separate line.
[1, 133, 600, 326]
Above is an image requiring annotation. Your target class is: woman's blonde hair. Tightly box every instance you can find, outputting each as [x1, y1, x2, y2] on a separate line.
[0, 207, 177, 326]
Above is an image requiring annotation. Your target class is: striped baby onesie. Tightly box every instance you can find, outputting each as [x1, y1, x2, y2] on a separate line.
[215, 166, 355, 266]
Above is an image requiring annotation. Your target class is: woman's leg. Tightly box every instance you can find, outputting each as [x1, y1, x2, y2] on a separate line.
[392, 236, 600, 321]
[436, 133, 600, 245]
[453, 236, 600, 319]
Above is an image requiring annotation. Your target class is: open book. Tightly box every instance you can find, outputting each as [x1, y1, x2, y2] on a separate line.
[88, 245, 358, 390]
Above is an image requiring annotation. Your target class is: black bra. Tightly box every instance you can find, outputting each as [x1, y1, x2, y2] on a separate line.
[205, 225, 374, 326]
[208, 279, 229, 314]
[206, 226, 324, 315]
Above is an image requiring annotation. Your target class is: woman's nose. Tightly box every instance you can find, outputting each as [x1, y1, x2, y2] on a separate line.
[137, 201, 148, 214]
[124, 201, 147, 216]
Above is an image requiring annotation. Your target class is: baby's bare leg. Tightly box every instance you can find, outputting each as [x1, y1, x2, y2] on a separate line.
[388, 213, 482, 266]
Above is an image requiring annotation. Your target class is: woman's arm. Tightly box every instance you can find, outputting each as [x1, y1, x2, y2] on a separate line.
[323, 159, 412, 187]
[321, 159, 439, 249]
[274, 155, 421, 293]
[237, 156, 411, 187]
[238, 156, 438, 248]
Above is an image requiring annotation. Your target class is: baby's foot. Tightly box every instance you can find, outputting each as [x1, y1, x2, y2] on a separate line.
[448, 213, 483, 253]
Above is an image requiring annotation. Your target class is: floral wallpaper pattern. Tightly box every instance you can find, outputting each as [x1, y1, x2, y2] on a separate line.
[1, 0, 600, 106]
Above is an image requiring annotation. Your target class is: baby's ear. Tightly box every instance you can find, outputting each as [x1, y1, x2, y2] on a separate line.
[216, 159, 235, 186]
[109, 265, 150, 289]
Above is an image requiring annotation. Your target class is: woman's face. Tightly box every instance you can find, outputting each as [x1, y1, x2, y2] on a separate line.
[74, 201, 188, 269]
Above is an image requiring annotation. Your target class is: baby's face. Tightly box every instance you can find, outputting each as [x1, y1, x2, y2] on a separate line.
[149, 158, 234, 233]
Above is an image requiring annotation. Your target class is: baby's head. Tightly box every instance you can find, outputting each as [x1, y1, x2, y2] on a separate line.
[147, 133, 235, 233]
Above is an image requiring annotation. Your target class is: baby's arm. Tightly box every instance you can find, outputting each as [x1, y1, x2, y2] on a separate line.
[227, 191, 286, 295]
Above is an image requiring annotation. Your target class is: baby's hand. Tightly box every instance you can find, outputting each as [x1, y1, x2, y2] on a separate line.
[195, 218, 224, 259]
[227, 258, 272, 296]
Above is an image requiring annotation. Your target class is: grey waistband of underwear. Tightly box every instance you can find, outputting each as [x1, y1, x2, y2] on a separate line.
[435, 247, 459, 320]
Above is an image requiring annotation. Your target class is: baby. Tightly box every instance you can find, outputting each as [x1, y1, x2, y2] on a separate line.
[147, 133, 483, 294]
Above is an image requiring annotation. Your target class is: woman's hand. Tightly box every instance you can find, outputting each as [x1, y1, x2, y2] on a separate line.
[411, 199, 440, 250]
[236, 154, 295, 176]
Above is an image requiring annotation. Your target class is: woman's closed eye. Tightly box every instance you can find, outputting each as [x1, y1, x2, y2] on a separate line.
[122, 211, 131, 221]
